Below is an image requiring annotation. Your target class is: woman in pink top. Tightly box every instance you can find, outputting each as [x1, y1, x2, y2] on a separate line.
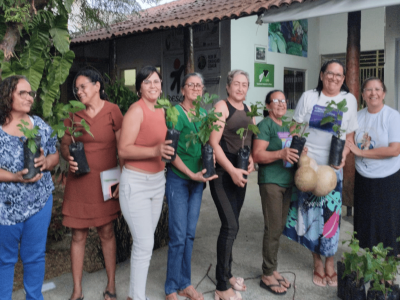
[118, 66, 175, 300]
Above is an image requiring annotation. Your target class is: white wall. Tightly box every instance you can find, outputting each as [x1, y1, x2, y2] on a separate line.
[384, 5, 400, 109]
[230, 15, 320, 108]
[319, 7, 385, 55]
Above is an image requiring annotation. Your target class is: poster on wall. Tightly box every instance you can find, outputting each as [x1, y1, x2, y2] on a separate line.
[268, 19, 308, 57]
[164, 23, 220, 53]
[255, 45, 267, 62]
[254, 63, 274, 87]
[163, 55, 185, 103]
[194, 49, 221, 77]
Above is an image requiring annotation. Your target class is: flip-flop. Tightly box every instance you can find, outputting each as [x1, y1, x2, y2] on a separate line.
[277, 276, 292, 289]
[69, 296, 84, 300]
[103, 290, 117, 300]
[326, 271, 338, 287]
[313, 269, 327, 287]
[259, 280, 286, 296]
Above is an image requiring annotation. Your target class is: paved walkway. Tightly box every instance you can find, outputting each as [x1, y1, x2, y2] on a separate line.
[13, 172, 358, 300]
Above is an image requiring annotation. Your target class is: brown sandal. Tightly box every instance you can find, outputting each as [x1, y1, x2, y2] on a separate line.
[326, 271, 338, 287]
[313, 269, 327, 287]
[178, 285, 204, 300]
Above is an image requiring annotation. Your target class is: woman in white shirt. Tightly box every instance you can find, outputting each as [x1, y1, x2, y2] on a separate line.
[347, 77, 400, 256]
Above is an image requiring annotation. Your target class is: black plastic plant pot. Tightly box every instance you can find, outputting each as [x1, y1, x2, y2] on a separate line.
[22, 136, 41, 180]
[202, 144, 216, 179]
[69, 142, 90, 175]
[329, 135, 346, 167]
[162, 128, 180, 163]
[344, 272, 356, 300]
[337, 261, 346, 300]
[290, 135, 306, 158]
[350, 278, 366, 300]
[237, 145, 250, 179]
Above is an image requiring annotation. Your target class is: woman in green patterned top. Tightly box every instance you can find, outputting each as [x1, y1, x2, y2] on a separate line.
[164, 73, 217, 300]
[252, 90, 299, 296]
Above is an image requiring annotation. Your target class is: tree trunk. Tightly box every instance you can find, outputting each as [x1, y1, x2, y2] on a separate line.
[184, 26, 194, 75]
[343, 11, 361, 208]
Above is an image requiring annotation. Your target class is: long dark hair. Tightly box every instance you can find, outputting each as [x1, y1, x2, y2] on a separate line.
[73, 68, 109, 100]
[136, 66, 162, 98]
[0, 75, 31, 126]
[264, 89, 284, 117]
[315, 59, 349, 96]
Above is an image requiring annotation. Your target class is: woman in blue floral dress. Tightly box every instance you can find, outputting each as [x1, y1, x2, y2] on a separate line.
[0, 75, 59, 300]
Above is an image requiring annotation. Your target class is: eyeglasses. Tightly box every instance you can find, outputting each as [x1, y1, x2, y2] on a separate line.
[185, 83, 204, 90]
[18, 90, 36, 99]
[324, 71, 344, 80]
[363, 88, 384, 93]
[143, 79, 162, 85]
[73, 81, 94, 94]
[272, 99, 286, 104]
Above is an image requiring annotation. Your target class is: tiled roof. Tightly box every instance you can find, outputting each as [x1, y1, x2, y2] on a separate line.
[71, 0, 307, 44]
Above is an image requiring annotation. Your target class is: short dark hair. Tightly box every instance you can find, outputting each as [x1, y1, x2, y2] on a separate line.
[181, 72, 204, 88]
[0, 75, 31, 126]
[362, 77, 387, 93]
[73, 68, 109, 100]
[315, 59, 350, 96]
[136, 66, 162, 98]
[264, 89, 284, 117]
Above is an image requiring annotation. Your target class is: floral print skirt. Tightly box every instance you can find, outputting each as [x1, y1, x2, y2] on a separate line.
[283, 169, 343, 257]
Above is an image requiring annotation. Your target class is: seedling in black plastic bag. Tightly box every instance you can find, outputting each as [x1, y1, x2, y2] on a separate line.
[18, 119, 41, 179]
[320, 99, 348, 139]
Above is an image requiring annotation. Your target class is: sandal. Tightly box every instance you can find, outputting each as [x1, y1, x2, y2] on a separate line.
[177, 285, 204, 300]
[103, 290, 116, 300]
[69, 296, 84, 300]
[326, 271, 338, 287]
[231, 277, 246, 291]
[214, 291, 242, 300]
[313, 269, 327, 287]
[277, 276, 291, 289]
[259, 280, 286, 296]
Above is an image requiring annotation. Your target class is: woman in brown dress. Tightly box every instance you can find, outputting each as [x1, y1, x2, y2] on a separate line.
[61, 68, 124, 300]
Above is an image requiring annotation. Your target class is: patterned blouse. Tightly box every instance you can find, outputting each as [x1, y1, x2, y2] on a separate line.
[0, 116, 57, 225]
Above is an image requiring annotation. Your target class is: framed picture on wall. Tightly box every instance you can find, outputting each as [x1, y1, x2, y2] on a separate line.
[255, 45, 267, 62]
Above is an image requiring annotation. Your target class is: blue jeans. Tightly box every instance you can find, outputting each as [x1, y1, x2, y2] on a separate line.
[165, 167, 204, 295]
[0, 195, 53, 300]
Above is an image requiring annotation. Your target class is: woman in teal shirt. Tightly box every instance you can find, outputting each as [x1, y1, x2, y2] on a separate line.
[165, 73, 217, 300]
[252, 90, 299, 295]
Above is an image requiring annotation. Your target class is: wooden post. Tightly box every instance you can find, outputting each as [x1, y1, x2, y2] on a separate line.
[184, 26, 194, 75]
[343, 11, 361, 212]
[109, 39, 117, 80]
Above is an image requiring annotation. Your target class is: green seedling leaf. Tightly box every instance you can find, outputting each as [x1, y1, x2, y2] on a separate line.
[236, 128, 245, 140]
[73, 131, 83, 138]
[248, 124, 260, 135]
[321, 116, 335, 125]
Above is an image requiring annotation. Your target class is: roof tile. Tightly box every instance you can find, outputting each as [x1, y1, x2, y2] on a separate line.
[71, 0, 306, 44]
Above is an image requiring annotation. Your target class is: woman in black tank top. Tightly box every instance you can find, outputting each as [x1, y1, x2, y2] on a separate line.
[209, 70, 255, 300]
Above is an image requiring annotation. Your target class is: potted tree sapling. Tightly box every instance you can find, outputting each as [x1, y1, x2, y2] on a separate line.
[185, 93, 222, 178]
[235, 102, 263, 178]
[17, 120, 41, 179]
[155, 98, 180, 163]
[320, 99, 348, 166]
[282, 117, 310, 157]
[51, 100, 93, 175]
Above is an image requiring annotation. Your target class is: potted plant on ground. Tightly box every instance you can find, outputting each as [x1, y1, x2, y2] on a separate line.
[51, 100, 93, 175]
[185, 93, 222, 178]
[367, 240, 400, 300]
[235, 102, 262, 178]
[320, 99, 348, 166]
[339, 232, 374, 300]
[18, 120, 41, 179]
[155, 98, 180, 163]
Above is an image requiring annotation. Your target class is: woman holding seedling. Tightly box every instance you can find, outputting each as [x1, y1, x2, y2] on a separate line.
[347, 77, 400, 256]
[0, 75, 59, 300]
[61, 68, 124, 300]
[283, 59, 358, 288]
[164, 72, 218, 300]
[118, 66, 175, 300]
[252, 90, 298, 295]
[209, 70, 255, 300]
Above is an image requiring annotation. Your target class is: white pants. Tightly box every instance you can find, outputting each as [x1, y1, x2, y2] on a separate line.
[119, 167, 166, 300]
